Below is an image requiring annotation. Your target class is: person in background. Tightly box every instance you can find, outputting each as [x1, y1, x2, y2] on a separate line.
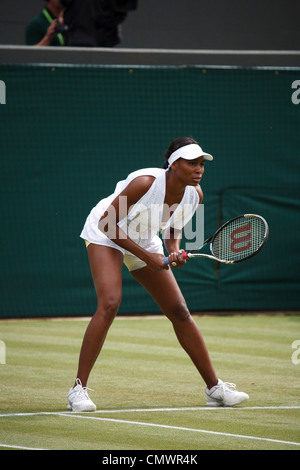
[25, 0, 66, 46]
[61, 0, 138, 47]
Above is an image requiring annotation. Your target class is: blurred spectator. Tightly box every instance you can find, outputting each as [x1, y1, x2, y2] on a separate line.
[61, 0, 138, 47]
[25, 0, 67, 46]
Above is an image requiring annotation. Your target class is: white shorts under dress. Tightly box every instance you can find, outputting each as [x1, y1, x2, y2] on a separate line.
[84, 235, 164, 272]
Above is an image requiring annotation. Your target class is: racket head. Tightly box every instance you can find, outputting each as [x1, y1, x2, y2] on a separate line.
[210, 214, 269, 263]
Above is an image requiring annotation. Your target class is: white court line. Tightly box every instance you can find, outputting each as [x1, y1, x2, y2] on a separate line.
[82, 405, 300, 414]
[1, 405, 300, 418]
[0, 443, 47, 450]
[58, 412, 300, 448]
[1, 406, 299, 449]
[0, 411, 59, 418]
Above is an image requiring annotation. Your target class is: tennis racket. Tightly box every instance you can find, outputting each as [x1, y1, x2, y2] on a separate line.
[163, 214, 269, 265]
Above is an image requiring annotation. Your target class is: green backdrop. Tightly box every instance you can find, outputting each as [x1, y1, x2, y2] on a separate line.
[1, 64, 299, 317]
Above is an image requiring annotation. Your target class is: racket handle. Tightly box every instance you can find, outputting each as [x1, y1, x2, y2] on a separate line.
[163, 251, 188, 264]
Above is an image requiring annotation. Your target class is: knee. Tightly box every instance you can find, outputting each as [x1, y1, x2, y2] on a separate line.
[164, 299, 191, 324]
[96, 294, 121, 325]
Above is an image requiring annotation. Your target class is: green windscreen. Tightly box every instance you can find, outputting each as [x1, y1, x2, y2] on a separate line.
[1, 64, 299, 317]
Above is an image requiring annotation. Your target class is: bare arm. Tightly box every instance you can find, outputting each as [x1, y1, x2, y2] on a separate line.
[163, 226, 182, 254]
[163, 227, 186, 268]
[163, 185, 203, 268]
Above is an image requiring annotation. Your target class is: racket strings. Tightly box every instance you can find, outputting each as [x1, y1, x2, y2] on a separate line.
[212, 216, 266, 262]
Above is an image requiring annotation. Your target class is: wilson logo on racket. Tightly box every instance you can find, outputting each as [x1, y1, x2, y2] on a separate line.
[230, 222, 251, 253]
[163, 214, 269, 265]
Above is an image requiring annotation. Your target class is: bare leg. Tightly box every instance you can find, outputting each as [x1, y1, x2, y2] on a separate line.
[131, 266, 218, 390]
[75, 244, 124, 387]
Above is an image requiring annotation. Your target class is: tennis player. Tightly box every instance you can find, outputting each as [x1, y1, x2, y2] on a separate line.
[67, 137, 249, 411]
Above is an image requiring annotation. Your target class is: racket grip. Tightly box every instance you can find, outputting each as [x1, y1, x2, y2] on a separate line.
[163, 251, 188, 264]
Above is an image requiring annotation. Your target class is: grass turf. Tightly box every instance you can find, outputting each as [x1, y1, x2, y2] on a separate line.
[0, 314, 299, 450]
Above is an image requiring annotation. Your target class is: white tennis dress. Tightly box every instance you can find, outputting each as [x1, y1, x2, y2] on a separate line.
[80, 168, 200, 271]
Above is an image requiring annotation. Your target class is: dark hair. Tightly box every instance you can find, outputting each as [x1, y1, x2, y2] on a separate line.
[163, 137, 199, 169]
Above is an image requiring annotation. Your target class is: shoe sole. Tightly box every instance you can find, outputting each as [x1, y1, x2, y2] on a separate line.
[206, 395, 249, 407]
[67, 402, 96, 412]
[206, 401, 224, 407]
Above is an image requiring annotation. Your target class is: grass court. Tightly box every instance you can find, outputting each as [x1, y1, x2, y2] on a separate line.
[0, 314, 299, 450]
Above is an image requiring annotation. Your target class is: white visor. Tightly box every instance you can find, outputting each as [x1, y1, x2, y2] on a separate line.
[168, 144, 213, 168]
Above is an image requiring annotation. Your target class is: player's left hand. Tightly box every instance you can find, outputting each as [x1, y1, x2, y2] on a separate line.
[168, 250, 186, 269]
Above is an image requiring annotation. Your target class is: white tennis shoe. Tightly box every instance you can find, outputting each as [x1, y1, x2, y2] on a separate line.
[67, 378, 96, 412]
[206, 379, 249, 407]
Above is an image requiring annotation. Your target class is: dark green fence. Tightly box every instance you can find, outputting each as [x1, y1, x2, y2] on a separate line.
[1, 64, 299, 317]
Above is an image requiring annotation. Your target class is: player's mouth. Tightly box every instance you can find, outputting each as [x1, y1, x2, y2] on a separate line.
[192, 176, 201, 183]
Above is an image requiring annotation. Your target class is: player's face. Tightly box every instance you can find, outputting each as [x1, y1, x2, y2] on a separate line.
[174, 156, 205, 186]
